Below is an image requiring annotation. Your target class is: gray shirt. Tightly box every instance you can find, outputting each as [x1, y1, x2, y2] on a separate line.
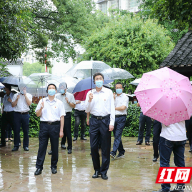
[56, 92, 75, 113]
[3, 92, 15, 112]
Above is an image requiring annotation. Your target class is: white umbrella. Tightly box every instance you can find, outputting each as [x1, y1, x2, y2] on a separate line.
[129, 78, 141, 86]
[0, 82, 4, 89]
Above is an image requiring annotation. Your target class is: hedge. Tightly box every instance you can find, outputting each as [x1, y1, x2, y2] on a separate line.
[0, 103, 154, 138]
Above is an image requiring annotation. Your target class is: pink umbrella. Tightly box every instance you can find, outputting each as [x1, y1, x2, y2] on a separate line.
[134, 67, 192, 126]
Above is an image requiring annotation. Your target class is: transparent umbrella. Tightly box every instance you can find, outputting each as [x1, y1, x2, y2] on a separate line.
[27, 73, 63, 97]
[129, 78, 141, 86]
[2, 76, 33, 86]
[0, 82, 4, 89]
[65, 60, 112, 89]
[101, 68, 134, 80]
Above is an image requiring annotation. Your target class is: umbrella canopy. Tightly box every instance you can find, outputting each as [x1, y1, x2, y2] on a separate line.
[130, 78, 141, 86]
[27, 73, 63, 97]
[2, 76, 33, 86]
[0, 82, 4, 89]
[65, 61, 112, 79]
[74, 89, 91, 101]
[101, 68, 134, 79]
[72, 77, 113, 93]
[135, 67, 192, 126]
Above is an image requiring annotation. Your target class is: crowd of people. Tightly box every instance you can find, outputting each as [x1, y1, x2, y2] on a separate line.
[0, 72, 190, 192]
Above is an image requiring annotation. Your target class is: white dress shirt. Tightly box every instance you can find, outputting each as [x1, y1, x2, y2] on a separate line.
[12, 93, 32, 112]
[115, 93, 129, 115]
[75, 101, 86, 111]
[56, 92, 76, 113]
[35, 97, 66, 122]
[160, 121, 187, 141]
[85, 87, 115, 126]
[3, 92, 15, 112]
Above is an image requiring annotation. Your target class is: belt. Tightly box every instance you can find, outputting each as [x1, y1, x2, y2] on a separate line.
[92, 114, 110, 120]
[15, 111, 29, 114]
[115, 114, 126, 117]
[75, 109, 85, 112]
[40, 121, 60, 125]
[4, 111, 13, 114]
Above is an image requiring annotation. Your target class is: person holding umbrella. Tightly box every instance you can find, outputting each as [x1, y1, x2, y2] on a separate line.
[56, 82, 76, 154]
[11, 83, 32, 151]
[34, 83, 65, 175]
[85, 72, 115, 180]
[0, 84, 15, 147]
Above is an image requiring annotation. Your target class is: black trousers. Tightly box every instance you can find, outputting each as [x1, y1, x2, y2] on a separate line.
[74, 109, 86, 138]
[61, 112, 72, 150]
[186, 117, 192, 150]
[153, 120, 162, 158]
[89, 115, 111, 175]
[1, 112, 14, 145]
[36, 122, 60, 170]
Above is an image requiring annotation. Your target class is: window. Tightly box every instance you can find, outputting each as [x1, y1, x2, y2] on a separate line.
[129, 0, 140, 8]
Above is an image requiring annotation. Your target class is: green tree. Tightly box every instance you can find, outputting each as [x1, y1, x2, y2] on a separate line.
[23, 62, 51, 76]
[82, 15, 175, 92]
[0, 0, 97, 65]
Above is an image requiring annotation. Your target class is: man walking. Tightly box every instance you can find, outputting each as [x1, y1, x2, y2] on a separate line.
[56, 82, 75, 154]
[11, 84, 32, 151]
[110, 82, 128, 159]
[0, 84, 15, 147]
[73, 100, 87, 141]
[85, 72, 115, 180]
[34, 84, 65, 175]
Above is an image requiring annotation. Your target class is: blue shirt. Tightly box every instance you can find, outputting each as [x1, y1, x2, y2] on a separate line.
[3, 92, 15, 112]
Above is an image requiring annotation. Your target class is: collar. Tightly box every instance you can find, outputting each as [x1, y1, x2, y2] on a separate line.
[116, 93, 123, 97]
[93, 86, 105, 93]
[46, 96, 57, 102]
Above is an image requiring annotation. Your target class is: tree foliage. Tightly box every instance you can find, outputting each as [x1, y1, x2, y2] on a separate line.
[82, 14, 175, 92]
[0, 0, 97, 65]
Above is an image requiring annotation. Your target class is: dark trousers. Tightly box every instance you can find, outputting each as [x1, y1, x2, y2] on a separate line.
[14, 112, 29, 148]
[137, 112, 152, 143]
[74, 110, 86, 138]
[159, 137, 185, 192]
[185, 117, 192, 150]
[153, 120, 162, 158]
[6, 124, 12, 139]
[1, 112, 14, 145]
[89, 116, 111, 175]
[61, 112, 72, 150]
[112, 115, 126, 155]
[36, 122, 60, 170]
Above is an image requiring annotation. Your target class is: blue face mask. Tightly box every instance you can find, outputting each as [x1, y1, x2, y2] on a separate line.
[20, 91, 24, 95]
[48, 89, 56, 96]
[134, 101, 137, 104]
[95, 80, 103, 88]
[59, 89, 65, 94]
[3, 90, 6, 93]
[116, 89, 122, 94]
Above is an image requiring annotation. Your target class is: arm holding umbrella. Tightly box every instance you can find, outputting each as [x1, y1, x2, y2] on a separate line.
[36, 100, 44, 117]
[11, 94, 20, 107]
[23, 90, 32, 106]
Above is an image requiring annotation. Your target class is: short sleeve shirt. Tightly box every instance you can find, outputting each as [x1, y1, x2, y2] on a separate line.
[3, 92, 15, 112]
[35, 97, 66, 122]
[115, 93, 129, 115]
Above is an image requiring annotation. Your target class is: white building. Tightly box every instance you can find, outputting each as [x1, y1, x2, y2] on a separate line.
[96, 0, 141, 14]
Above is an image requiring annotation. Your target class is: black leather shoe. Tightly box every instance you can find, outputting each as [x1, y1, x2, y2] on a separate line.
[92, 171, 101, 178]
[68, 149, 72, 154]
[73, 137, 77, 141]
[51, 167, 57, 174]
[61, 144, 66, 149]
[101, 173, 108, 180]
[24, 147, 29, 151]
[48, 150, 52, 155]
[34, 168, 42, 175]
[136, 141, 142, 145]
[145, 142, 150, 146]
[12, 147, 19, 151]
[153, 157, 158, 162]
[189, 149, 192, 152]
[19, 143, 21, 146]
[81, 137, 87, 140]
[0, 143, 6, 147]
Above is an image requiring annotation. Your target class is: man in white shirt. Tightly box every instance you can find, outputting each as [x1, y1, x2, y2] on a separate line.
[73, 100, 87, 141]
[153, 121, 186, 192]
[0, 84, 15, 147]
[56, 82, 76, 154]
[34, 84, 65, 175]
[85, 72, 115, 180]
[11, 83, 32, 151]
[110, 82, 128, 159]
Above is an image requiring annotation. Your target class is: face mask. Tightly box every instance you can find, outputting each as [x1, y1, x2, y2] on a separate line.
[59, 89, 65, 94]
[95, 80, 103, 88]
[20, 91, 24, 95]
[3, 90, 6, 93]
[48, 89, 56, 96]
[134, 101, 137, 104]
[116, 89, 122, 94]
